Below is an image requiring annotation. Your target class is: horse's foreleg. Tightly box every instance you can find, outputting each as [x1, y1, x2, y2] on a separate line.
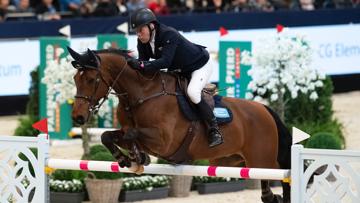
[101, 130, 131, 168]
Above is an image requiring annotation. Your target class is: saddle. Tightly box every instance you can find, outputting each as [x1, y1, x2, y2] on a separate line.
[163, 74, 233, 164]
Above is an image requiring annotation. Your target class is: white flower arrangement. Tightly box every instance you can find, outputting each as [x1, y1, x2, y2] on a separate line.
[41, 57, 118, 125]
[49, 178, 84, 193]
[241, 29, 325, 103]
[122, 175, 170, 191]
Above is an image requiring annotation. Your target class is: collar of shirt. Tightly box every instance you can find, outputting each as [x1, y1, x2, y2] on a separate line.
[150, 30, 156, 54]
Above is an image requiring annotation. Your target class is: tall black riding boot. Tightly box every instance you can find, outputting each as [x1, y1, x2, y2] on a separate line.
[196, 99, 224, 148]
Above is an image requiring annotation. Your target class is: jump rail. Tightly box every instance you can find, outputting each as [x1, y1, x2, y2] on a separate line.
[1, 134, 359, 203]
[48, 159, 291, 181]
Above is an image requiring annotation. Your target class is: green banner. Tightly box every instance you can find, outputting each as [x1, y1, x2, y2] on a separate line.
[218, 41, 252, 98]
[97, 34, 127, 128]
[39, 37, 72, 139]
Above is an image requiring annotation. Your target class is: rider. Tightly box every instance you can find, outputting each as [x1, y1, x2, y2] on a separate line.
[127, 8, 223, 148]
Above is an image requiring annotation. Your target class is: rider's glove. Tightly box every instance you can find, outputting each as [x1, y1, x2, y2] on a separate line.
[127, 58, 144, 71]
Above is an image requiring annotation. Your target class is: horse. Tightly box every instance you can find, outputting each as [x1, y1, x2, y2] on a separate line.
[68, 47, 292, 203]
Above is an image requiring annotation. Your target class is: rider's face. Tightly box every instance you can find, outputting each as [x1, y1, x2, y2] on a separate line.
[136, 25, 151, 44]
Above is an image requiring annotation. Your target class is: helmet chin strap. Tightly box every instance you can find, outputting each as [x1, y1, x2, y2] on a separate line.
[147, 23, 155, 43]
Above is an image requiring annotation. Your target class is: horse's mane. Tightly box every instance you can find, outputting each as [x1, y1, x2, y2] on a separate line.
[95, 49, 133, 60]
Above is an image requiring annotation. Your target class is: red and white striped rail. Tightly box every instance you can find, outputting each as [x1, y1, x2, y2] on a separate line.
[47, 159, 290, 181]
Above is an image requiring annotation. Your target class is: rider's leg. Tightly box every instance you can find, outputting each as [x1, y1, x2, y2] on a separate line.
[187, 61, 223, 148]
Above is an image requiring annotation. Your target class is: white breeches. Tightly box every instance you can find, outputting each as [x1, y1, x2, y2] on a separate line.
[187, 61, 214, 104]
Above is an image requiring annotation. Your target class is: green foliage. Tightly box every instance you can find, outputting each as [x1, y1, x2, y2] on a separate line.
[26, 68, 39, 121]
[89, 144, 109, 156]
[285, 76, 333, 124]
[88, 152, 125, 180]
[291, 119, 345, 147]
[14, 117, 39, 137]
[51, 169, 87, 182]
[305, 132, 342, 150]
[191, 160, 210, 166]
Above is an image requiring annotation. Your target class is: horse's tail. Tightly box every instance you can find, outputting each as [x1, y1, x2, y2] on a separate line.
[263, 105, 292, 169]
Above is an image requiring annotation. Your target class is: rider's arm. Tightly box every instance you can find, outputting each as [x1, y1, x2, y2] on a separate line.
[137, 39, 150, 61]
[142, 31, 179, 71]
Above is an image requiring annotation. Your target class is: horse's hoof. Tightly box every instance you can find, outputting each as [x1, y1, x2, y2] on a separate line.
[118, 158, 131, 168]
[274, 194, 283, 203]
[140, 153, 151, 166]
[129, 162, 144, 174]
[261, 194, 283, 203]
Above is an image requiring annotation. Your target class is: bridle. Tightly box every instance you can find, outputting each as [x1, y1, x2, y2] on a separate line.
[74, 59, 127, 116]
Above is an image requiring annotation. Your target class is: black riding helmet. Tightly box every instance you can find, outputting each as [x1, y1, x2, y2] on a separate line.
[130, 8, 157, 31]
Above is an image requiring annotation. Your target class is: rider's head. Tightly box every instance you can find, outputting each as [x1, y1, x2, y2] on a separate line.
[130, 8, 157, 44]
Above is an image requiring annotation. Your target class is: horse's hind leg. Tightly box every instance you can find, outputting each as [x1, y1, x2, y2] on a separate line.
[261, 180, 283, 203]
[101, 130, 131, 167]
[281, 182, 290, 203]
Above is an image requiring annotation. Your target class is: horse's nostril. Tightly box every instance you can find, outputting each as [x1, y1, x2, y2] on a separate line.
[74, 116, 85, 125]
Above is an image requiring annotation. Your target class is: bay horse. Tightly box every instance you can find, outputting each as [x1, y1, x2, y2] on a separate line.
[68, 47, 292, 203]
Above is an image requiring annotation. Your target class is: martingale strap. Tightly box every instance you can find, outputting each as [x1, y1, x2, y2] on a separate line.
[166, 121, 198, 164]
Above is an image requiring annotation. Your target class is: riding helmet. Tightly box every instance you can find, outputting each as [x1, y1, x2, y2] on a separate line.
[130, 8, 157, 30]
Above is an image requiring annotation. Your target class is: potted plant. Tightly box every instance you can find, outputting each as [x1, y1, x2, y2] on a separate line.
[194, 176, 245, 194]
[85, 148, 125, 203]
[49, 169, 86, 203]
[157, 158, 193, 197]
[119, 175, 170, 202]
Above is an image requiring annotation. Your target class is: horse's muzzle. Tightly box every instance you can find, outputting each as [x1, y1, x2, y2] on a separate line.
[73, 115, 85, 125]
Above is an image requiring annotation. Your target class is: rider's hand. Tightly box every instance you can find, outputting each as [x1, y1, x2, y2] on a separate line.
[127, 58, 144, 71]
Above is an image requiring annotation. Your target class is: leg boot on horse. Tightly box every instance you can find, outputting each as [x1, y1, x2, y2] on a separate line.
[101, 130, 131, 168]
[196, 99, 224, 148]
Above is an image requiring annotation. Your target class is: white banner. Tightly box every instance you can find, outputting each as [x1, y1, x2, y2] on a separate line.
[0, 24, 359, 96]
[0, 40, 39, 96]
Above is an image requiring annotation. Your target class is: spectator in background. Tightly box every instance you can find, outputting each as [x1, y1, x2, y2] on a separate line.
[79, 0, 96, 17]
[148, 0, 169, 15]
[0, 7, 5, 21]
[126, 0, 146, 14]
[16, 0, 33, 12]
[166, 0, 188, 13]
[115, 0, 128, 16]
[92, 0, 119, 16]
[228, 0, 252, 12]
[59, 0, 81, 13]
[249, 0, 274, 11]
[1, 0, 16, 13]
[35, 0, 61, 20]
[193, 0, 228, 12]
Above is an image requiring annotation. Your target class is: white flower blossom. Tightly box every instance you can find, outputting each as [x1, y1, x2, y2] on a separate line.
[242, 29, 323, 102]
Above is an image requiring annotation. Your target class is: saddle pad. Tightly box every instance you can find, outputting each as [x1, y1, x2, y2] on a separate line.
[176, 84, 233, 124]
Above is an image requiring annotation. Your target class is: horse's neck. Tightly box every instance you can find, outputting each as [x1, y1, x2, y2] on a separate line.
[107, 58, 163, 100]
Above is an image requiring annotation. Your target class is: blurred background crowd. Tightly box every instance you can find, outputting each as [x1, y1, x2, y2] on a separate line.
[0, 0, 359, 22]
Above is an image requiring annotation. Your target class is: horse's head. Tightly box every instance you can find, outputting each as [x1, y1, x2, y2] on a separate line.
[67, 47, 114, 125]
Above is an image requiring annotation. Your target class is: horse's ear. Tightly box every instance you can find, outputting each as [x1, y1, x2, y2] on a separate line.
[67, 46, 81, 61]
[87, 48, 100, 68]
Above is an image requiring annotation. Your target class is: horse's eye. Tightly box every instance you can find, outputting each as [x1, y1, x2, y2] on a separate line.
[88, 78, 95, 84]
